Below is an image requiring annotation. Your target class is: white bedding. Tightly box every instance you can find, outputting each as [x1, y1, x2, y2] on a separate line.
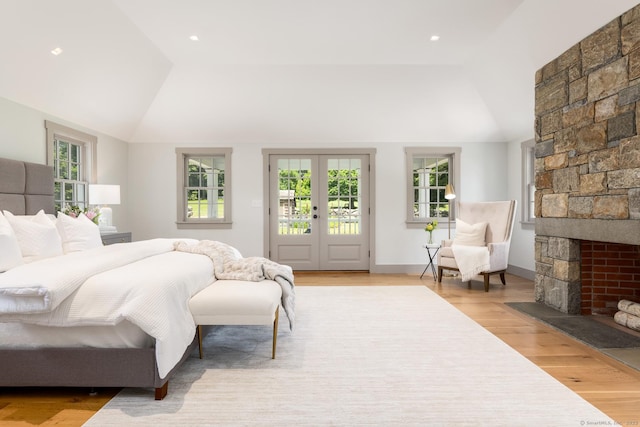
[0, 239, 180, 313]
[0, 238, 214, 378]
[0, 321, 153, 349]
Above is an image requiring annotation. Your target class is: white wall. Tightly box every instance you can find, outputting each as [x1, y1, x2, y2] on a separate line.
[506, 138, 536, 273]
[380, 141, 510, 267]
[0, 96, 130, 231]
[1, 95, 535, 274]
[128, 143, 269, 257]
[128, 139, 520, 271]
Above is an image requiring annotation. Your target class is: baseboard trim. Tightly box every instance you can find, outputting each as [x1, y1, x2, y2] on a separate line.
[506, 264, 535, 281]
[370, 264, 426, 274]
[370, 263, 535, 280]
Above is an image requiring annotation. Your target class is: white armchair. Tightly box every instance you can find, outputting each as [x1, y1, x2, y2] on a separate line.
[437, 200, 517, 292]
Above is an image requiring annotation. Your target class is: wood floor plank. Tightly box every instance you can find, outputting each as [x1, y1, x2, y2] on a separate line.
[1, 272, 639, 426]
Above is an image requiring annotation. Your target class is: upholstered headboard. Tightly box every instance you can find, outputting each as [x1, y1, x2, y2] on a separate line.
[0, 157, 55, 215]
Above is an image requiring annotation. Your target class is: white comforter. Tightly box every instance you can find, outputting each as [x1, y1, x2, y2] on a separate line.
[0, 239, 214, 378]
[0, 239, 179, 314]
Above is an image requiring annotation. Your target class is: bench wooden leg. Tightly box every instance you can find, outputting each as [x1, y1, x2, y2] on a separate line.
[272, 307, 279, 359]
[197, 325, 203, 359]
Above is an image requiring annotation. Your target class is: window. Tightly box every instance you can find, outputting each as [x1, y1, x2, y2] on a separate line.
[176, 148, 232, 229]
[45, 121, 97, 213]
[521, 140, 536, 223]
[405, 147, 461, 227]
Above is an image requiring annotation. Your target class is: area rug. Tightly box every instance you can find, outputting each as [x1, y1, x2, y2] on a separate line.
[84, 286, 613, 426]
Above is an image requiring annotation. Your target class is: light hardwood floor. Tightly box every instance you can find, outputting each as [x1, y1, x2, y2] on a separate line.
[1, 272, 640, 426]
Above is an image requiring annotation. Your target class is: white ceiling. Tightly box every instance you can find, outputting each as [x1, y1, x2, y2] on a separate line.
[0, 0, 637, 144]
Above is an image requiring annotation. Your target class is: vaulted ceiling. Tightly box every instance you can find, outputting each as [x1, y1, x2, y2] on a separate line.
[0, 0, 637, 144]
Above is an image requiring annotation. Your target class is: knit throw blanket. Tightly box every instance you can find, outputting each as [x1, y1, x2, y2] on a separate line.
[174, 240, 295, 330]
[451, 245, 491, 282]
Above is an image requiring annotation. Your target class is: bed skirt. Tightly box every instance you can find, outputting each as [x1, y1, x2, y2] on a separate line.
[0, 335, 198, 399]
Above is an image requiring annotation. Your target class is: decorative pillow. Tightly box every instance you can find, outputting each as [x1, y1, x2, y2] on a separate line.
[0, 211, 23, 271]
[453, 219, 488, 247]
[3, 209, 64, 261]
[56, 211, 103, 253]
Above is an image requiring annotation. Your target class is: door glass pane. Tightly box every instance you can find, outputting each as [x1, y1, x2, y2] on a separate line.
[327, 158, 361, 235]
[278, 158, 312, 235]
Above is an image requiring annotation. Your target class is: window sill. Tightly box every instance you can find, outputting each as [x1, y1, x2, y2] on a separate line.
[176, 221, 232, 230]
[406, 220, 454, 229]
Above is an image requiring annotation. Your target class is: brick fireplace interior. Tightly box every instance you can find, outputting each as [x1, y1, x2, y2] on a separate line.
[534, 5, 640, 316]
[581, 241, 640, 315]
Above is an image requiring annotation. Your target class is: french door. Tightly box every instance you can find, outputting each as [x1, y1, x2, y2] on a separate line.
[268, 154, 370, 270]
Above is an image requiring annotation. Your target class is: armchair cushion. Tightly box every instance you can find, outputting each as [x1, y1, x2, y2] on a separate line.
[453, 219, 488, 246]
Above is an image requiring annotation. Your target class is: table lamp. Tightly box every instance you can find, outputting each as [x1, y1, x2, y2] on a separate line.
[89, 184, 121, 233]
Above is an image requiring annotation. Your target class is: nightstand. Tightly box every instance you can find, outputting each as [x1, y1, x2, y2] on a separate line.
[101, 232, 132, 245]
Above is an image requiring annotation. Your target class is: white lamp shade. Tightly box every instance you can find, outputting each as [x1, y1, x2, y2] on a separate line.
[89, 185, 121, 205]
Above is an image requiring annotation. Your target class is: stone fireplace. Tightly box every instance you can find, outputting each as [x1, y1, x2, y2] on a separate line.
[534, 5, 640, 315]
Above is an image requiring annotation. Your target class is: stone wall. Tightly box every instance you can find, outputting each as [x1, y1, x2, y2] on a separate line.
[534, 4, 640, 314]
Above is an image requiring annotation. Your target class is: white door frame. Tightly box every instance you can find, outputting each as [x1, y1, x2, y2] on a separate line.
[262, 148, 376, 271]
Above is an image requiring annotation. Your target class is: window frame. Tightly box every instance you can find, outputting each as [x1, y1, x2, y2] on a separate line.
[45, 121, 97, 213]
[176, 147, 232, 229]
[405, 147, 461, 228]
[521, 139, 536, 224]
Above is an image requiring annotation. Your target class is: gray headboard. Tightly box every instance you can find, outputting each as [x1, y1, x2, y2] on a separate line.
[0, 157, 55, 215]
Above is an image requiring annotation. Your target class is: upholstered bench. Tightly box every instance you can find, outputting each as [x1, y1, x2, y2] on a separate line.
[188, 280, 282, 359]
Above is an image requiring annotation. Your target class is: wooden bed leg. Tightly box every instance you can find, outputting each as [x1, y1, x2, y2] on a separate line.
[155, 381, 168, 400]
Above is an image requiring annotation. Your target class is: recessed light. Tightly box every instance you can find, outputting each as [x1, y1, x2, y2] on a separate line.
[189, 35, 199, 41]
[430, 35, 440, 41]
[51, 47, 63, 55]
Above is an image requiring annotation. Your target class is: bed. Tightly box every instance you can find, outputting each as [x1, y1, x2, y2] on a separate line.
[0, 157, 205, 399]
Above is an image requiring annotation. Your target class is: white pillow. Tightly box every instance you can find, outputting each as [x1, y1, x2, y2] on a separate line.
[56, 211, 104, 253]
[0, 211, 23, 271]
[3, 210, 63, 261]
[453, 219, 488, 247]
